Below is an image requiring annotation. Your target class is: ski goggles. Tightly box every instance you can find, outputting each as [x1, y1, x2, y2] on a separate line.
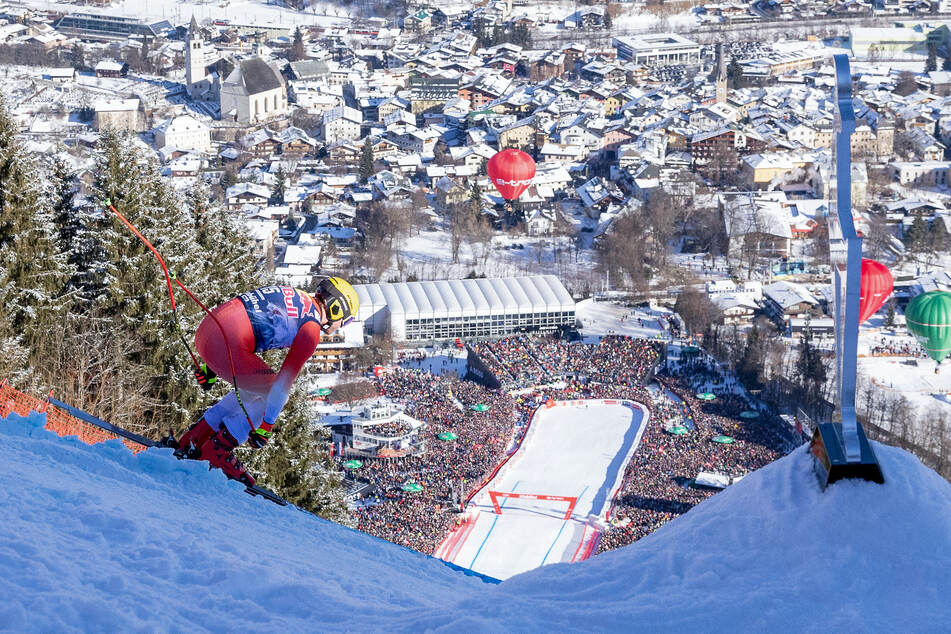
[321, 312, 354, 332]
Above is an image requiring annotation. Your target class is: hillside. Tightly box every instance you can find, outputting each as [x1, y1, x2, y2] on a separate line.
[2, 410, 950, 631]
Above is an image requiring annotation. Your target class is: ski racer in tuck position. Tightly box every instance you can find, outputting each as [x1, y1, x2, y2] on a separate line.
[173, 277, 359, 486]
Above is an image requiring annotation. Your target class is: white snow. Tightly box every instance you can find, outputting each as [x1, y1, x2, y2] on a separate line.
[4, 408, 951, 630]
[575, 297, 674, 339]
[441, 401, 646, 580]
[30, 0, 350, 28]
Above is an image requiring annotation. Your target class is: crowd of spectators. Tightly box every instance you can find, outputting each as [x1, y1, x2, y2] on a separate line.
[470, 334, 664, 389]
[339, 335, 789, 558]
[349, 368, 525, 554]
[868, 336, 925, 357]
[597, 371, 787, 552]
[359, 418, 416, 438]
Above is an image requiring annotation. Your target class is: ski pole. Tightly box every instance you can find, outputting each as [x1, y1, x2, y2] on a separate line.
[104, 199, 256, 433]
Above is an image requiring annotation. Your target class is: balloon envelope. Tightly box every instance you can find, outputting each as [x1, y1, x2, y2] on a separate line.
[905, 290, 951, 363]
[859, 258, 893, 323]
[487, 148, 536, 201]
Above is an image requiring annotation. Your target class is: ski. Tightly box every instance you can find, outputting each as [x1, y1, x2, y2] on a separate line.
[46, 397, 289, 506]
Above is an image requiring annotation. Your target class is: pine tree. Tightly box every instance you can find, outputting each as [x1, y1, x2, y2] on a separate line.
[928, 216, 949, 253]
[0, 97, 68, 380]
[71, 42, 85, 70]
[727, 57, 743, 89]
[359, 138, 375, 184]
[737, 323, 766, 390]
[796, 323, 828, 419]
[271, 165, 287, 205]
[88, 130, 204, 428]
[289, 26, 306, 62]
[905, 214, 928, 254]
[189, 180, 268, 302]
[927, 44, 938, 73]
[47, 156, 80, 295]
[220, 165, 237, 189]
[469, 180, 482, 207]
[885, 300, 897, 328]
[943, 51, 951, 72]
[140, 37, 152, 74]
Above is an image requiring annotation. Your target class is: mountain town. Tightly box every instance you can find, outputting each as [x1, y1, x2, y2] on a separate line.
[1, 0, 951, 612]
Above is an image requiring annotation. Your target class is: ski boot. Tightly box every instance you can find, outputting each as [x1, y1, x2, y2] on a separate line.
[174, 418, 215, 460]
[195, 425, 256, 487]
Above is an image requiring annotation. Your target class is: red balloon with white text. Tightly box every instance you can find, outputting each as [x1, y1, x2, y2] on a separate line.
[859, 258, 893, 323]
[487, 149, 536, 201]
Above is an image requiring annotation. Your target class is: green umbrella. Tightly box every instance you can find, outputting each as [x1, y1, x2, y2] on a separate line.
[402, 482, 423, 493]
[437, 432, 458, 441]
[471, 403, 489, 412]
[665, 426, 689, 435]
[696, 392, 716, 401]
[317, 387, 332, 396]
[342, 459, 363, 469]
[740, 410, 759, 419]
[712, 435, 734, 444]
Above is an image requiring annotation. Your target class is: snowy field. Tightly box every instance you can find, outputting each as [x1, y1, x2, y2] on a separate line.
[856, 315, 951, 426]
[387, 227, 598, 292]
[3, 409, 951, 631]
[23, 0, 350, 27]
[575, 298, 674, 339]
[438, 400, 646, 580]
[22, 0, 697, 32]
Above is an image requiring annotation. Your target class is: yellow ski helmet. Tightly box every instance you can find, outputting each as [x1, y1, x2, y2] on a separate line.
[315, 277, 359, 326]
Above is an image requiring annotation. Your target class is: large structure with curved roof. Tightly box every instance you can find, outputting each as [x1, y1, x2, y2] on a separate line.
[354, 275, 575, 342]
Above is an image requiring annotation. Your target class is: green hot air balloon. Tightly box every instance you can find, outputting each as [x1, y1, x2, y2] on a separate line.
[905, 290, 951, 365]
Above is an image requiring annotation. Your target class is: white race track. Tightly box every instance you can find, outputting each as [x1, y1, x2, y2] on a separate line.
[436, 400, 648, 580]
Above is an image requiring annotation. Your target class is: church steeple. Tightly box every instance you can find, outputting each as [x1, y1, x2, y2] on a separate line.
[185, 15, 206, 99]
[715, 43, 728, 105]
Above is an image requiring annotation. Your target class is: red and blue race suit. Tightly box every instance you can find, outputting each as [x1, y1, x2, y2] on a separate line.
[194, 286, 325, 444]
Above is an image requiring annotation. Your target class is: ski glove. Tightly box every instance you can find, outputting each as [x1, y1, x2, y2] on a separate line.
[194, 363, 217, 391]
[247, 423, 273, 449]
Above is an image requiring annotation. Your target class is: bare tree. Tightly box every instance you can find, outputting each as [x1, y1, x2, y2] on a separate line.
[595, 209, 650, 293]
[674, 287, 722, 336]
[863, 213, 894, 261]
[446, 201, 471, 264]
[642, 190, 678, 266]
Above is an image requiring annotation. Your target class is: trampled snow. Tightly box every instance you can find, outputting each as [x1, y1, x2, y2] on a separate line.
[3, 409, 951, 631]
[440, 401, 646, 580]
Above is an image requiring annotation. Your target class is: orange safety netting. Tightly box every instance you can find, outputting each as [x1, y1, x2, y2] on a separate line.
[0, 379, 148, 454]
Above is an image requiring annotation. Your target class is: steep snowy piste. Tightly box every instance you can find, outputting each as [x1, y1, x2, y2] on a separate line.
[2, 410, 951, 632]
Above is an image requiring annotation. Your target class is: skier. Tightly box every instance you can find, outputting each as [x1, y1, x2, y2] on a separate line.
[173, 278, 359, 486]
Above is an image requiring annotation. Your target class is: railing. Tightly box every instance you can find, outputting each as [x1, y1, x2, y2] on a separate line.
[0, 379, 147, 454]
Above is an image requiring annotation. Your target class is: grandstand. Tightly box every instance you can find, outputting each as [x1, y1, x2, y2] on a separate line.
[353, 276, 576, 342]
[53, 12, 172, 41]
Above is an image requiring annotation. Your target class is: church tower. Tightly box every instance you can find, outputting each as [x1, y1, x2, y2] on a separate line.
[185, 15, 206, 100]
[715, 43, 728, 105]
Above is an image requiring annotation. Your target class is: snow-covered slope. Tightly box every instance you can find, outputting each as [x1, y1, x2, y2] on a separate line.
[3, 410, 950, 632]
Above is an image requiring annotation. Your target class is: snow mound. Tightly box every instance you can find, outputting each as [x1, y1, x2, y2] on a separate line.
[3, 410, 950, 631]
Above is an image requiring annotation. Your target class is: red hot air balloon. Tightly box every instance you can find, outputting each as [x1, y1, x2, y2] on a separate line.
[859, 258, 893, 323]
[487, 148, 536, 201]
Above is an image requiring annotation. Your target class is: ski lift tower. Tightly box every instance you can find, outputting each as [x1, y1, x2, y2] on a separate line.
[809, 53, 884, 488]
